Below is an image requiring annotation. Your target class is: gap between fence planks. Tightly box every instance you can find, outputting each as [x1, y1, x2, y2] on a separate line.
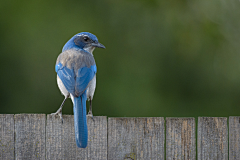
[0, 114, 239, 160]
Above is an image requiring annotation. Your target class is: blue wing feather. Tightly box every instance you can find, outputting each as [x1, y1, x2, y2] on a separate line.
[56, 63, 75, 95]
[76, 65, 96, 94]
[56, 62, 96, 96]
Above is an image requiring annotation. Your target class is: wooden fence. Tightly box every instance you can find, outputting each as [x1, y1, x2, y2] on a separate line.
[0, 114, 239, 160]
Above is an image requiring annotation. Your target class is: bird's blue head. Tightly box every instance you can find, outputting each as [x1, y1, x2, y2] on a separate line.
[62, 32, 105, 53]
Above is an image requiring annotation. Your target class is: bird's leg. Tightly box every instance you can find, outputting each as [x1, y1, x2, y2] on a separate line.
[51, 94, 70, 123]
[88, 99, 93, 115]
[87, 99, 94, 121]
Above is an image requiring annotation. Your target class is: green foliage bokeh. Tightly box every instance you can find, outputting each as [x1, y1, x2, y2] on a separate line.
[1, 0, 240, 117]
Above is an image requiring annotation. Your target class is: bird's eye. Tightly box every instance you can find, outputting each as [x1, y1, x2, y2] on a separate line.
[83, 36, 89, 42]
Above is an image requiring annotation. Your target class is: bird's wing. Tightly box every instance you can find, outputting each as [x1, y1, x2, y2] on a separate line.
[55, 49, 96, 96]
[55, 62, 76, 95]
[75, 65, 96, 96]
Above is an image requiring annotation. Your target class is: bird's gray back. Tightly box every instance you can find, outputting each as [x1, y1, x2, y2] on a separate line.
[56, 48, 96, 71]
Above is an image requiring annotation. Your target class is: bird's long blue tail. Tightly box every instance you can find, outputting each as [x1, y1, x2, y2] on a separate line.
[73, 94, 88, 148]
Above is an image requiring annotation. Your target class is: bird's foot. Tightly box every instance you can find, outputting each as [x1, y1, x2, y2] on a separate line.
[51, 108, 63, 123]
[87, 111, 94, 121]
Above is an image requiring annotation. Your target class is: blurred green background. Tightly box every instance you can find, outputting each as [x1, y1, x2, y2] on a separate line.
[1, 0, 240, 118]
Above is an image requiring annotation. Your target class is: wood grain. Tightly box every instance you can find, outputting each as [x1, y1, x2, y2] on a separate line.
[198, 117, 228, 160]
[166, 117, 195, 160]
[15, 114, 46, 160]
[2, 115, 238, 159]
[0, 114, 14, 160]
[229, 116, 240, 160]
[108, 117, 165, 160]
[46, 115, 107, 160]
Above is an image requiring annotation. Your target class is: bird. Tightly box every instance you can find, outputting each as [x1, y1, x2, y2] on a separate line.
[52, 32, 105, 148]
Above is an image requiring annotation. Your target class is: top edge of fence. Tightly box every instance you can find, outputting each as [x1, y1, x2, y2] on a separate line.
[166, 117, 195, 119]
[14, 113, 46, 115]
[108, 117, 165, 119]
[198, 117, 228, 118]
[0, 114, 239, 118]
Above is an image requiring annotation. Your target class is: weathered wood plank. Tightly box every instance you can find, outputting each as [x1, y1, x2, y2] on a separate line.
[79, 116, 107, 160]
[108, 117, 164, 160]
[46, 115, 75, 160]
[229, 116, 240, 160]
[166, 117, 195, 160]
[198, 117, 228, 160]
[0, 114, 14, 160]
[46, 115, 107, 160]
[15, 114, 46, 160]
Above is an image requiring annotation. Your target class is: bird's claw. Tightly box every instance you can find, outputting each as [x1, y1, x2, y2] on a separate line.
[87, 111, 94, 122]
[51, 109, 63, 123]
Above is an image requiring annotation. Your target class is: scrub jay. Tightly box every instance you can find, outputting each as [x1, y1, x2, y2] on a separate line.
[52, 32, 105, 148]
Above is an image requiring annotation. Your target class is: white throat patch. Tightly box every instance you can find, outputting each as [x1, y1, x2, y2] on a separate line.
[84, 46, 95, 55]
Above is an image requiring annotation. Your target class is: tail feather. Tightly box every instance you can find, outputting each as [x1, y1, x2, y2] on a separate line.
[73, 94, 88, 148]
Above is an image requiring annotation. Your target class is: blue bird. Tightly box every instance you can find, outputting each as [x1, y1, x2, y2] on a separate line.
[52, 32, 105, 148]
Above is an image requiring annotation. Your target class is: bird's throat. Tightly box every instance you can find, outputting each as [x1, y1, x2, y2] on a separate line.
[84, 46, 95, 55]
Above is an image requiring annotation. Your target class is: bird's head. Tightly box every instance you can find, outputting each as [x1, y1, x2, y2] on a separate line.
[62, 32, 105, 53]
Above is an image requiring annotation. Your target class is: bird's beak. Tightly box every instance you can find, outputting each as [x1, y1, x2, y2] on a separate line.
[92, 42, 105, 49]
